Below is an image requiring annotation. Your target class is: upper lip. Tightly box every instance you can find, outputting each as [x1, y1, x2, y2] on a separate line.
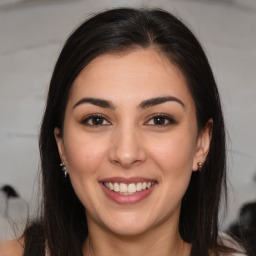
[99, 177, 157, 184]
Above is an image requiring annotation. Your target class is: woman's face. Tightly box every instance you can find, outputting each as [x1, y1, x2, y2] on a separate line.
[55, 48, 211, 236]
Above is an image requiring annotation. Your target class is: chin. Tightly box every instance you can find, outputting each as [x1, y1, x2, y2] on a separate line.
[101, 211, 155, 237]
[108, 223, 150, 237]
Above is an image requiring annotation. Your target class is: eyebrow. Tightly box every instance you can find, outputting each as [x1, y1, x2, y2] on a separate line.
[73, 97, 116, 109]
[73, 96, 185, 110]
[139, 96, 185, 109]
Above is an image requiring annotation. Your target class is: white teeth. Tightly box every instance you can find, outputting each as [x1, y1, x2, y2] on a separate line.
[113, 182, 119, 192]
[136, 182, 142, 192]
[104, 181, 154, 194]
[108, 182, 114, 191]
[128, 183, 136, 193]
[120, 183, 128, 193]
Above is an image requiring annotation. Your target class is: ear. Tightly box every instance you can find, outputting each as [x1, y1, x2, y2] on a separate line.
[54, 127, 67, 165]
[192, 119, 213, 171]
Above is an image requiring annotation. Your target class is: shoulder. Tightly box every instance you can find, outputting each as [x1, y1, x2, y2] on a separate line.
[0, 239, 24, 256]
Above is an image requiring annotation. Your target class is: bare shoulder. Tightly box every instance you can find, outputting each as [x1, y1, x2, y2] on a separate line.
[0, 239, 24, 256]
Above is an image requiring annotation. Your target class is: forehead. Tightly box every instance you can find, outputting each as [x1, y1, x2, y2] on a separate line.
[70, 48, 194, 108]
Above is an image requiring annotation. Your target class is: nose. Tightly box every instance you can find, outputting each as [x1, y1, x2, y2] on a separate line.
[109, 124, 147, 169]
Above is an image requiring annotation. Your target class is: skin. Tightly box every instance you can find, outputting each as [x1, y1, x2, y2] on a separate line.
[52, 48, 212, 256]
[0, 239, 24, 256]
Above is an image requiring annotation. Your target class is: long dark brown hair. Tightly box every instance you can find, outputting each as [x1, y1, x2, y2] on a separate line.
[23, 7, 241, 256]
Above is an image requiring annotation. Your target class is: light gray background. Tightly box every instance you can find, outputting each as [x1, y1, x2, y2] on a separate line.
[0, 0, 256, 241]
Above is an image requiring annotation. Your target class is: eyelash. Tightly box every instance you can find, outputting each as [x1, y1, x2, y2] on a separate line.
[145, 114, 177, 126]
[81, 114, 177, 127]
[81, 114, 111, 126]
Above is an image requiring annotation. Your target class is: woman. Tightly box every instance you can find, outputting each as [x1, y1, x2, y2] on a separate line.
[0, 7, 246, 256]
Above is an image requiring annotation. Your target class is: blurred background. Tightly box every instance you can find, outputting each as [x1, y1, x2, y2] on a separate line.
[0, 0, 256, 242]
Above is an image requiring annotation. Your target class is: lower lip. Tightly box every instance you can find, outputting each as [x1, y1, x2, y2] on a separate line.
[100, 183, 156, 204]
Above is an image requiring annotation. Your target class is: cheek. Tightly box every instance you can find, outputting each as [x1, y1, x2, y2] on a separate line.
[147, 133, 196, 217]
[62, 131, 110, 210]
[149, 131, 196, 174]
[63, 130, 108, 176]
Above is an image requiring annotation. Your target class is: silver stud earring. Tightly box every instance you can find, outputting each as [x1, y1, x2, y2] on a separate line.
[197, 162, 203, 172]
[60, 162, 68, 177]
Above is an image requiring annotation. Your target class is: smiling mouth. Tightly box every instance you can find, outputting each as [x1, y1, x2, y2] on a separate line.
[103, 181, 156, 195]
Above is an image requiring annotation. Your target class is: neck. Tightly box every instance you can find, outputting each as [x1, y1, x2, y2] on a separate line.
[83, 217, 191, 256]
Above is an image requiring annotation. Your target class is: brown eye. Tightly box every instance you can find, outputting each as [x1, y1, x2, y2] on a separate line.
[153, 116, 167, 125]
[146, 115, 177, 126]
[82, 114, 111, 126]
